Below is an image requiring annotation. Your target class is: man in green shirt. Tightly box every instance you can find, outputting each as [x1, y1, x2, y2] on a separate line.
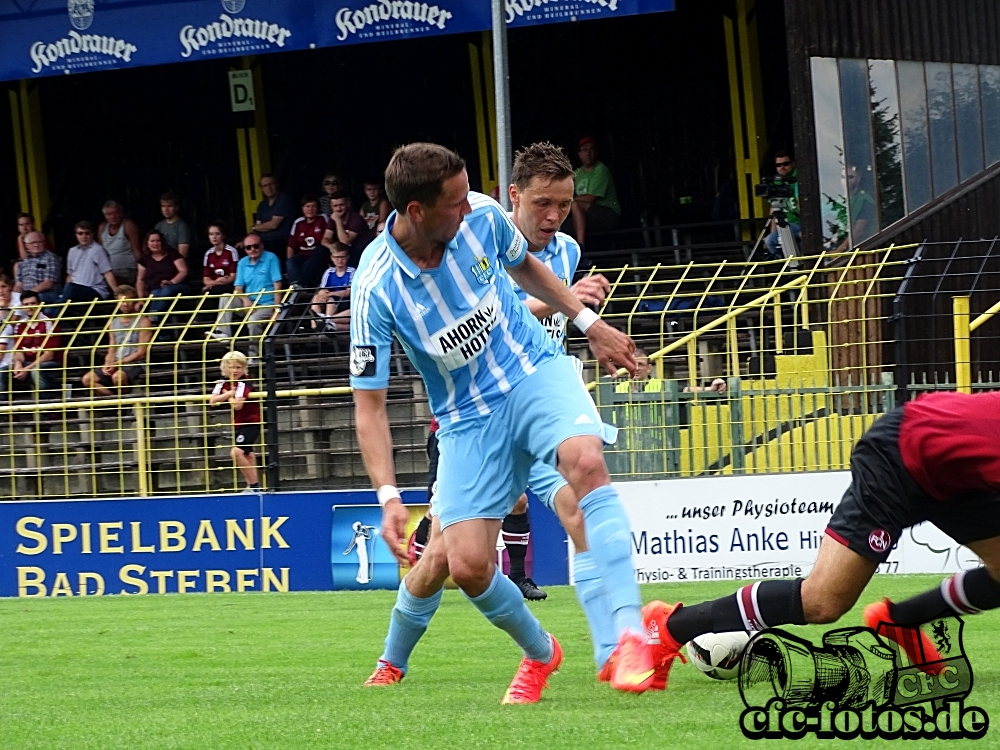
[569, 137, 621, 248]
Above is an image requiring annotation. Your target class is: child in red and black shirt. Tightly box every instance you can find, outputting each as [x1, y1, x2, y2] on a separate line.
[209, 350, 261, 492]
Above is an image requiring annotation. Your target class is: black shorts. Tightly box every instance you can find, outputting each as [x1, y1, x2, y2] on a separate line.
[426, 431, 439, 501]
[234, 423, 260, 455]
[827, 407, 1000, 562]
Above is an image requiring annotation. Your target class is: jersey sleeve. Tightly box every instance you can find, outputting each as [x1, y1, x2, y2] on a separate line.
[565, 236, 583, 278]
[488, 202, 528, 268]
[211, 380, 226, 396]
[349, 284, 395, 390]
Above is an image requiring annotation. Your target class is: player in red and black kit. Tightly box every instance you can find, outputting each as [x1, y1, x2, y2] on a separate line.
[642, 390, 1000, 690]
[209, 351, 262, 492]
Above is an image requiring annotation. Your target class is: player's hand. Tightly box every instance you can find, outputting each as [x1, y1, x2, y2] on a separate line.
[101, 366, 115, 376]
[587, 320, 637, 377]
[710, 378, 727, 393]
[570, 274, 610, 307]
[380, 497, 411, 565]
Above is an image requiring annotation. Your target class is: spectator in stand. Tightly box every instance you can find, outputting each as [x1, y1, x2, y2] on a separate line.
[569, 137, 621, 248]
[615, 349, 661, 394]
[252, 174, 296, 259]
[12, 290, 62, 401]
[318, 242, 354, 331]
[81, 285, 152, 395]
[58, 221, 118, 304]
[15, 213, 45, 261]
[215, 233, 283, 360]
[360, 178, 391, 234]
[14, 231, 61, 304]
[0, 274, 22, 400]
[98, 200, 141, 284]
[137, 229, 189, 317]
[325, 192, 371, 266]
[203, 222, 240, 339]
[319, 172, 345, 216]
[155, 192, 192, 259]
[763, 151, 801, 260]
[209, 350, 262, 492]
[286, 195, 330, 288]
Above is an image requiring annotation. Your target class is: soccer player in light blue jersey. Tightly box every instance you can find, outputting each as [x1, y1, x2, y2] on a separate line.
[352, 143, 652, 703]
[363, 144, 622, 693]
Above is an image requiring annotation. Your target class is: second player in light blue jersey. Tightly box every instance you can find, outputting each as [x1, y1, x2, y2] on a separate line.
[354, 143, 652, 703]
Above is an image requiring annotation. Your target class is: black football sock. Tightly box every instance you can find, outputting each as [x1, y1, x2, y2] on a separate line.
[502, 512, 530, 582]
[412, 515, 431, 561]
[890, 568, 1000, 625]
[666, 579, 806, 644]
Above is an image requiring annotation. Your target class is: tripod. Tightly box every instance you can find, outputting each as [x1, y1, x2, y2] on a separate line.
[747, 200, 799, 267]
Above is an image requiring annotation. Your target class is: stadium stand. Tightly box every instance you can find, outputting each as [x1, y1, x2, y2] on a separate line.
[3, 239, 999, 500]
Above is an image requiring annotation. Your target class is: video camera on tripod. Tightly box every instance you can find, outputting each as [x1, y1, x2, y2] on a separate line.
[748, 176, 799, 264]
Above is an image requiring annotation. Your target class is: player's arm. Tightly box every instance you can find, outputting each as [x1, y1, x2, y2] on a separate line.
[355, 388, 409, 564]
[523, 274, 609, 319]
[507, 253, 636, 376]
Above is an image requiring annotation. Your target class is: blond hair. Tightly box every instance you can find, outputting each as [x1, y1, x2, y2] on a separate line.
[220, 350, 248, 378]
[116, 284, 138, 300]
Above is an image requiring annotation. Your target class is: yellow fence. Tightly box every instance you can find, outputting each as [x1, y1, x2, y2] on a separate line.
[0, 292, 287, 498]
[582, 247, 911, 479]
[1, 246, 918, 499]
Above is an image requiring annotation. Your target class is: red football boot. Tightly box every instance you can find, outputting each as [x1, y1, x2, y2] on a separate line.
[501, 634, 563, 705]
[864, 598, 944, 674]
[642, 600, 686, 691]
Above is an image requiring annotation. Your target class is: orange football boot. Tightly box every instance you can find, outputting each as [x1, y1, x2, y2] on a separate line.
[501, 634, 563, 705]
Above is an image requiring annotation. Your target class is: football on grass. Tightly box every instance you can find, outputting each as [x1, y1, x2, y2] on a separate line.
[686, 631, 750, 680]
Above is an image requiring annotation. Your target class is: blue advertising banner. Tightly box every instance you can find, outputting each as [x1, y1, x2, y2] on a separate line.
[0, 488, 568, 598]
[0, 0, 672, 83]
[504, 0, 674, 28]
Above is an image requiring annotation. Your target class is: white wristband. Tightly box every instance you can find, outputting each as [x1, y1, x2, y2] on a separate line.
[574, 308, 600, 334]
[377, 485, 401, 506]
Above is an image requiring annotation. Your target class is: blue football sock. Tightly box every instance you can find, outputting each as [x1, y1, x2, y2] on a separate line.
[578, 485, 643, 637]
[574, 550, 617, 668]
[466, 567, 553, 663]
[379, 577, 443, 673]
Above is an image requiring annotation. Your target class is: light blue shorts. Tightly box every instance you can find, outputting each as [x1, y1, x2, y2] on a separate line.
[434, 355, 612, 529]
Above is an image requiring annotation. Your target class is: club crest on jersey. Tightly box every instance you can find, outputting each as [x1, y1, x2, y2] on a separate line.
[471, 256, 494, 285]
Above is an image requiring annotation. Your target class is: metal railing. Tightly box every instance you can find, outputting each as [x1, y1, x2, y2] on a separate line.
[2, 244, 942, 497]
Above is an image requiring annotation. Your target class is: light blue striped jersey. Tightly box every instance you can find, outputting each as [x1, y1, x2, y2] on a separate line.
[507, 231, 581, 348]
[350, 192, 559, 427]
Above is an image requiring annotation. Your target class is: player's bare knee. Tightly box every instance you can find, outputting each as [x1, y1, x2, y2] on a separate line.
[230, 447, 241, 462]
[559, 443, 609, 492]
[447, 555, 492, 593]
[511, 495, 528, 515]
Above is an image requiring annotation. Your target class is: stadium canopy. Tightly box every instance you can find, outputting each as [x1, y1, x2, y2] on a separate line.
[1, 0, 673, 83]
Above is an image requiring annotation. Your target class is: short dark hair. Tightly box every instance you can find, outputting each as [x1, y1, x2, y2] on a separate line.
[329, 192, 349, 204]
[384, 143, 466, 212]
[0, 273, 13, 286]
[329, 242, 350, 256]
[160, 191, 179, 206]
[512, 142, 575, 191]
[75, 220, 94, 233]
[20, 290, 39, 304]
[300, 194, 320, 208]
[774, 150, 794, 161]
[17, 212, 33, 222]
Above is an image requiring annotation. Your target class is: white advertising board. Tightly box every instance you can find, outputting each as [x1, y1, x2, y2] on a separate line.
[615, 472, 981, 585]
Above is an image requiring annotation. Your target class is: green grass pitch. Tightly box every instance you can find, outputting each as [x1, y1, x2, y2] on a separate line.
[0, 575, 996, 749]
